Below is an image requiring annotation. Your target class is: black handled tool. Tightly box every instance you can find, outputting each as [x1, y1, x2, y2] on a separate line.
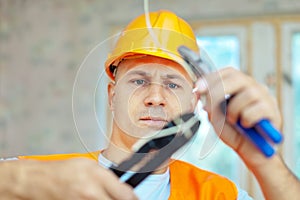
[109, 112, 200, 188]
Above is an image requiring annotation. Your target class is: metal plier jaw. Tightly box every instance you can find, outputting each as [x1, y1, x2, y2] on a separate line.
[109, 112, 200, 188]
[177, 45, 213, 80]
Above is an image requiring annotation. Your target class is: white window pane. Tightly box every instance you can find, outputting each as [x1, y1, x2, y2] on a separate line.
[292, 32, 300, 178]
[197, 36, 240, 69]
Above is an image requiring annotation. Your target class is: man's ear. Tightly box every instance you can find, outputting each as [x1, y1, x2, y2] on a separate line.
[108, 82, 115, 110]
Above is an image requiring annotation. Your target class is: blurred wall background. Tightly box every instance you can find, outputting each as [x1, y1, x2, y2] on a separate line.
[1, 0, 300, 198]
[1, 0, 299, 155]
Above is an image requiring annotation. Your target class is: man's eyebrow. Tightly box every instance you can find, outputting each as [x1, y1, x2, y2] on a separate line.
[126, 70, 149, 77]
[162, 74, 186, 82]
[125, 70, 187, 82]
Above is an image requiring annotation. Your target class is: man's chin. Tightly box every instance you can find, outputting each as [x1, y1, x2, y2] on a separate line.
[130, 126, 166, 140]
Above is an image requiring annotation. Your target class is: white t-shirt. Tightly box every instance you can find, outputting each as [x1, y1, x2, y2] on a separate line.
[98, 154, 252, 200]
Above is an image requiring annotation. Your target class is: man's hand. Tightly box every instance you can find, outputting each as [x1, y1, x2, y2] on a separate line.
[195, 67, 282, 166]
[195, 67, 300, 200]
[0, 158, 138, 200]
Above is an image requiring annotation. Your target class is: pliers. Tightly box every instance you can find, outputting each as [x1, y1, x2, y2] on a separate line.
[177, 45, 283, 157]
[109, 112, 200, 188]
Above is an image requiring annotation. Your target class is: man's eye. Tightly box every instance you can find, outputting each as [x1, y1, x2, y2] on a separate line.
[134, 79, 146, 85]
[167, 83, 179, 89]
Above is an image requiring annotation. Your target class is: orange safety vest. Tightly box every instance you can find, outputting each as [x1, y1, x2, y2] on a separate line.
[19, 152, 238, 200]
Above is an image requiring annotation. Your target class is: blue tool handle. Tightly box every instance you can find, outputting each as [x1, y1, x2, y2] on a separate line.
[235, 120, 275, 157]
[220, 97, 283, 157]
[255, 119, 283, 144]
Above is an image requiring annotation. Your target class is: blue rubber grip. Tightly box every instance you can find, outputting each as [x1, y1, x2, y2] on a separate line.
[235, 120, 275, 157]
[220, 97, 283, 157]
[255, 119, 283, 144]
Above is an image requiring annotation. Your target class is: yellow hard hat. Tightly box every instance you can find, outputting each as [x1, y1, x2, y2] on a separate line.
[105, 10, 199, 80]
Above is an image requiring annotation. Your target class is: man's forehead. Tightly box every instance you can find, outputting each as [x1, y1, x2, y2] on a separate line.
[115, 55, 193, 81]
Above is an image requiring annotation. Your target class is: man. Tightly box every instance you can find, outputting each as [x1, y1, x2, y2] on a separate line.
[1, 10, 300, 200]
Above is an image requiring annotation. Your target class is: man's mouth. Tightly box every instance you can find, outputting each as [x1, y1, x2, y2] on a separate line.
[139, 116, 168, 128]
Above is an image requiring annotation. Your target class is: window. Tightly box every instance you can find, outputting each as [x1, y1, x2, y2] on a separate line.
[197, 36, 240, 69]
[196, 35, 241, 183]
[281, 24, 300, 182]
[174, 35, 242, 184]
[292, 32, 300, 178]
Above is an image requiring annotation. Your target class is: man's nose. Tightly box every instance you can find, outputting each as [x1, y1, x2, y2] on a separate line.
[144, 83, 166, 107]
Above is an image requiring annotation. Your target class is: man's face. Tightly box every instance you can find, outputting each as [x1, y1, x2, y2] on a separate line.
[108, 56, 197, 139]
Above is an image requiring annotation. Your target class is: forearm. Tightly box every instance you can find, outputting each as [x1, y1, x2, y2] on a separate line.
[0, 158, 138, 200]
[247, 155, 300, 200]
[0, 160, 29, 199]
[0, 160, 59, 200]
